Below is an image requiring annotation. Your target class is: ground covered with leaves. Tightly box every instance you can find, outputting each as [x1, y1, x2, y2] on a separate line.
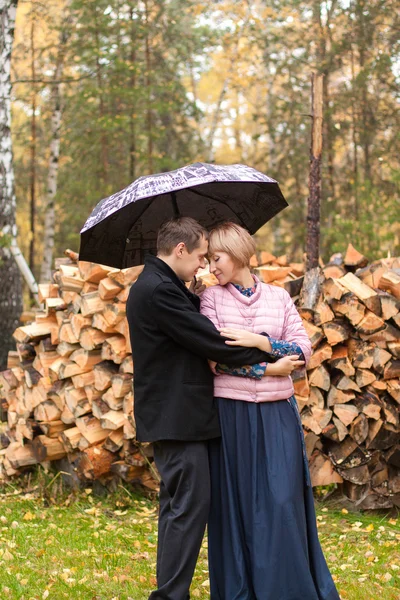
[0, 481, 399, 600]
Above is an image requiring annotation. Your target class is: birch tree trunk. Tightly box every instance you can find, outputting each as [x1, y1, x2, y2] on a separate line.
[0, 0, 22, 369]
[39, 19, 70, 283]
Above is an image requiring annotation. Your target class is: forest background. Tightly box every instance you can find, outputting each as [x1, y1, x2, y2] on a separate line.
[8, 0, 400, 284]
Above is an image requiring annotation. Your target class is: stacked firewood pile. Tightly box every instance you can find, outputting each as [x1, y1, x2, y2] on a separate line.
[0, 245, 399, 508]
[280, 245, 399, 510]
[0, 253, 157, 490]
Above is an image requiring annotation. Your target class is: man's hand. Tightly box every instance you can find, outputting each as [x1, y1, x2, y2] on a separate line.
[189, 277, 206, 296]
[219, 327, 271, 352]
[266, 355, 305, 376]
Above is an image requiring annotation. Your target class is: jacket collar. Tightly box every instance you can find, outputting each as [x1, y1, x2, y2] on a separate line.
[144, 254, 200, 309]
[225, 274, 262, 306]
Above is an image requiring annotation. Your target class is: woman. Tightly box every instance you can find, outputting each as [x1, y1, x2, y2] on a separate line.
[200, 222, 340, 600]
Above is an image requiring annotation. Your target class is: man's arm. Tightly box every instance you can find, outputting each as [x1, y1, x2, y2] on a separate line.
[151, 282, 276, 366]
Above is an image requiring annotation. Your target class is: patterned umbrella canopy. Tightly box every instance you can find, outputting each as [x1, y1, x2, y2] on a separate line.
[79, 162, 288, 268]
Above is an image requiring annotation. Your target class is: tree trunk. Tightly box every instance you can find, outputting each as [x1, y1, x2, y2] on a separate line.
[305, 73, 323, 271]
[144, 0, 153, 173]
[29, 15, 36, 274]
[40, 12, 71, 284]
[129, 6, 137, 180]
[0, 0, 23, 369]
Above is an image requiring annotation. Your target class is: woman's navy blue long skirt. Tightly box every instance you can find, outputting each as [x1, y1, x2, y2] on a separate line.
[208, 397, 340, 600]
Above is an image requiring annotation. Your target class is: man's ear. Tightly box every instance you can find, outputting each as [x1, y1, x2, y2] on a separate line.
[175, 242, 186, 258]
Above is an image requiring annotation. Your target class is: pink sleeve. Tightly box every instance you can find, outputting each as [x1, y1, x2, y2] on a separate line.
[200, 287, 220, 329]
[282, 290, 312, 365]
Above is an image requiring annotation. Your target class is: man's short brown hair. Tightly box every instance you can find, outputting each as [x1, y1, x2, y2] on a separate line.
[157, 217, 208, 255]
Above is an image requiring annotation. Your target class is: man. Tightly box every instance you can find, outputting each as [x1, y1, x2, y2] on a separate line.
[126, 217, 274, 600]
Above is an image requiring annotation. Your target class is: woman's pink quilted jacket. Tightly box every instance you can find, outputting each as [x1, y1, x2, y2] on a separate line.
[200, 276, 312, 402]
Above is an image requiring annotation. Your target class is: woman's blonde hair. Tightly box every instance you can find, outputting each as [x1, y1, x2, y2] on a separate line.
[208, 222, 256, 268]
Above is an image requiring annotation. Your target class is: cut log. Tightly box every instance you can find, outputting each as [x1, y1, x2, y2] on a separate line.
[101, 335, 127, 364]
[80, 292, 107, 317]
[75, 415, 112, 444]
[255, 266, 292, 284]
[76, 445, 115, 480]
[386, 379, 400, 403]
[313, 299, 334, 326]
[333, 404, 359, 426]
[108, 265, 143, 287]
[39, 420, 70, 438]
[78, 261, 116, 283]
[69, 349, 103, 369]
[355, 311, 386, 336]
[103, 428, 124, 453]
[301, 321, 324, 349]
[65, 387, 91, 418]
[322, 278, 346, 302]
[354, 390, 382, 420]
[322, 320, 351, 345]
[387, 341, 400, 359]
[338, 272, 377, 302]
[111, 373, 132, 398]
[34, 400, 62, 422]
[32, 435, 66, 462]
[329, 345, 355, 376]
[100, 410, 125, 431]
[327, 387, 355, 407]
[6, 442, 37, 469]
[79, 328, 109, 350]
[307, 342, 332, 370]
[347, 339, 375, 369]
[379, 271, 400, 299]
[98, 276, 124, 300]
[92, 397, 112, 420]
[110, 461, 145, 482]
[383, 360, 400, 380]
[323, 265, 345, 279]
[309, 450, 343, 486]
[59, 321, 79, 344]
[308, 365, 330, 391]
[335, 375, 361, 393]
[355, 369, 376, 388]
[331, 292, 365, 326]
[372, 347, 392, 374]
[292, 370, 310, 397]
[349, 413, 369, 445]
[102, 387, 124, 411]
[344, 243, 368, 269]
[93, 361, 119, 391]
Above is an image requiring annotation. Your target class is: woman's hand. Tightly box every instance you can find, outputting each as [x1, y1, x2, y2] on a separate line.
[208, 360, 218, 374]
[219, 328, 272, 352]
[189, 277, 206, 296]
[266, 355, 305, 377]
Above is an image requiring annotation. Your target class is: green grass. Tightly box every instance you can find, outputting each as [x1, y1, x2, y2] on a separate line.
[0, 481, 399, 599]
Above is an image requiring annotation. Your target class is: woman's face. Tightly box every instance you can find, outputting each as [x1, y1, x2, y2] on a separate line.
[209, 251, 237, 285]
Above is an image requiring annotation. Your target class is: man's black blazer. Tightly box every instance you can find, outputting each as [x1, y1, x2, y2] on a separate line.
[126, 255, 275, 442]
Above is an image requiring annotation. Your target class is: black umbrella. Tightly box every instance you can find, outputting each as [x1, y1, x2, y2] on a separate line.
[79, 162, 288, 268]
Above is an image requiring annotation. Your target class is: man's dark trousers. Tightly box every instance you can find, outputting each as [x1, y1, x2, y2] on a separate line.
[149, 440, 211, 600]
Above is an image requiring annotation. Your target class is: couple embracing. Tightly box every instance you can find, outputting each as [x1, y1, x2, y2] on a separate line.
[127, 217, 340, 600]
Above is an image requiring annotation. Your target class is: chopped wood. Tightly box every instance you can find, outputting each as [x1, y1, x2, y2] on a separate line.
[78, 261, 116, 283]
[256, 265, 292, 284]
[355, 369, 376, 388]
[331, 292, 365, 326]
[383, 360, 400, 380]
[80, 292, 107, 317]
[309, 451, 343, 486]
[344, 243, 368, 269]
[379, 271, 400, 299]
[98, 277, 124, 300]
[100, 410, 125, 431]
[355, 311, 386, 335]
[301, 320, 324, 348]
[327, 387, 355, 407]
[333, 404, 359, 426]
[322, 320, 351, 345]
[314, 300, 334, 326]
[338, 272, 377, 302]
[32, 435, 66, 462]
[349, 413, 369, 445]
[307, 342, 332, 370]
[308, 364, 330, 391]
